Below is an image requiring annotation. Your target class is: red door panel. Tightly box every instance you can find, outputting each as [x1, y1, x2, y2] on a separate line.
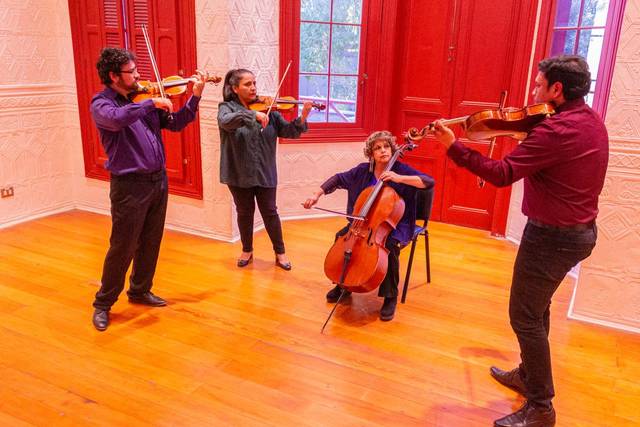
[392, 0, 538, 234]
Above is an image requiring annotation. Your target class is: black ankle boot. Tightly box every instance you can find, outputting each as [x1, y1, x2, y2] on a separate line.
[380, 296, 397, 321]
[326, 285, 351, 303]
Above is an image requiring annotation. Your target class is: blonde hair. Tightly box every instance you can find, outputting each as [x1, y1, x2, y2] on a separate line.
[363, 130, 398, 159]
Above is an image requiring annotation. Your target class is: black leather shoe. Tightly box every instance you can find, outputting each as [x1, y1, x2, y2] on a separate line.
[92, 309, 109, 331]
[128, 292, 167, 307]
[380, 296, 397, 321]
[237, 254, 253, 267]
[275, 257, 291, 271]
[326, 285, 351, 303]
[494, 401, 555, 427]
[490, 366, 527, 396]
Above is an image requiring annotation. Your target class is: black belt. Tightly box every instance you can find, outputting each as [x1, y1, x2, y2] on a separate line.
[111, 170, 166, 182]
[528, 218, 594, 231]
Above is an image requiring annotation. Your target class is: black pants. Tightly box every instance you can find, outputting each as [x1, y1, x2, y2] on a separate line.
[228, 185, 285, 254]
[335, 225, 400, 298]
[510, 220, 597, 408]
[93, 171, 168, 311]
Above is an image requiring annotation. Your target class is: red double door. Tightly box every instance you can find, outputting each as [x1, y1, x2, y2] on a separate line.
[68, 0, 203, 198]
[390, 0, 542, 235]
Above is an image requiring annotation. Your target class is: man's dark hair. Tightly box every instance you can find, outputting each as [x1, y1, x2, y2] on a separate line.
[96, 47, 136, 85]
[538, 55, 591, 100]
[222, 68, 254, 102]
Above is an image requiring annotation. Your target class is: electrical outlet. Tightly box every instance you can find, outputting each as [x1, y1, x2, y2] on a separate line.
[1, 186, 14, 198]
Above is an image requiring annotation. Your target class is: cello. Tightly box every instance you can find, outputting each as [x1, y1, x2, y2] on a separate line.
[320, 140, 417, 332]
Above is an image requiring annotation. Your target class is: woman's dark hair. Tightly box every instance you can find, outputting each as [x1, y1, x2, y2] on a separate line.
[222, 68, 254, 102]
[538, 55, 591, 100]
[96, 47, 136, 85]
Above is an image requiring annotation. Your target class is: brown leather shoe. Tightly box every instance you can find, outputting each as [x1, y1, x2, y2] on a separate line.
[92, 309, 109, 331]
[490, 366, 527, 396]
[494, 401, 555, 427]
[128, 292, 167, 307]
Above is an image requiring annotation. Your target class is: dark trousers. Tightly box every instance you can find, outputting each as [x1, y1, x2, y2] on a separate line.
[335, 225, 400, 298]
[510, 220, 597, 408]
[93, 171, 168, 311]
[228, 185, 285, 254]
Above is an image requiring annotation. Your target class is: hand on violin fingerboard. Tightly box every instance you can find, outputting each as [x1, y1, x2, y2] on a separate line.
[152, 98, 174, 113]
[300, 101, 313, 123]
[190, 70, 208, 97]
[431, 120, 455, 148]
[255, 111, 269, 128]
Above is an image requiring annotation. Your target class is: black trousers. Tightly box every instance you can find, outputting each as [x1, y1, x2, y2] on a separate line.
[335, 225, 400, 298]
[93, 171, 168, 311]
[228, 185, 285, 254]
[510, 220, 597, 408]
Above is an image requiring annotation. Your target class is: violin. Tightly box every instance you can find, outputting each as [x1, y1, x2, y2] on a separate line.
[249, 96, 326, 112]
[129, 74, 222, 102]
[407, 102, 556, 142]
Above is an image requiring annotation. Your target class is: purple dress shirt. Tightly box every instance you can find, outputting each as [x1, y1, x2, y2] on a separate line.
[447, 98, 608, 226]
[90, 87, 200, 175]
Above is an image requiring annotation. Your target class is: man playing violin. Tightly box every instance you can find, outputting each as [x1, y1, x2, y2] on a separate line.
[218, 69, 313, 271]
[431, 55, 608, 427]
[90, 47, 208, 331]
[303, 131, 434, 321]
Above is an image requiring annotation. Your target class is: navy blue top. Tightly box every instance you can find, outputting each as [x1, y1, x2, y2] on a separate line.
[320, 162, 434, 246]
[91, 87, 200, 175]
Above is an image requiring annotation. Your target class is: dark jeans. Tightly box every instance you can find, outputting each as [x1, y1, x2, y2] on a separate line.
[335, 225, 400, 298]
[228, 185, 285, 254]
[93, 171, 168, 311]
[510, 220, 597, 408]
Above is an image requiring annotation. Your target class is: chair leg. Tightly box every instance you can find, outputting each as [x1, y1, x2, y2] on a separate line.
[425, 232, 431, 283]
[401, 238, 417, 304]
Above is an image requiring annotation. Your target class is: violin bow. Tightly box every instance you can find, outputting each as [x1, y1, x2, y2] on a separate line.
[141, 24, 166, 99]
[478, 90, 508, 188]
[264, 60, 293, 117]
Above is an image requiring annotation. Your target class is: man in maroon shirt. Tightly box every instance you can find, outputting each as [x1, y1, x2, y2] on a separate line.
[432, 55, 608, 427]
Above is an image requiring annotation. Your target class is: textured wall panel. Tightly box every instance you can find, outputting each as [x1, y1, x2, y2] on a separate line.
[0, 0, 78, 226]
[570, 1, 640, 332]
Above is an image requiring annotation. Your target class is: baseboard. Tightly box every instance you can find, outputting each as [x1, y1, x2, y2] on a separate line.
[0, 204, 75, 229]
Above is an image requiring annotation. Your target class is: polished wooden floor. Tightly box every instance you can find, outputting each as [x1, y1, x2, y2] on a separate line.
[0, 210, 638, 426]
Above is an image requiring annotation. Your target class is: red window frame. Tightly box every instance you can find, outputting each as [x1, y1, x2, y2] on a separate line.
[279, 0, 394, 143]
[536, 0, 626, 119]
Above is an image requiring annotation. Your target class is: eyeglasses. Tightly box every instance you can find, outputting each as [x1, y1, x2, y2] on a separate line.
[118, 67, 137, 74]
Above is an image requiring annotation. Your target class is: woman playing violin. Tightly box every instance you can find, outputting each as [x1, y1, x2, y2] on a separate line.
[218, 68, 313, 270]
[303, 131, 434, 321]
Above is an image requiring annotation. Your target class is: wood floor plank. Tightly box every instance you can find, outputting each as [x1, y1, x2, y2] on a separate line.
[1, 210, 638, 426]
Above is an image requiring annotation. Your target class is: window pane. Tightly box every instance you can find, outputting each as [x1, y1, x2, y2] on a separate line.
[330, 24, 361, 74]
[578, 28, 604, 76]
[550, 29, 577, 55]
[300, 23, 330, 73]
[332, 0, 363, 24]
[554, 0, 581, 27]
[299, 74, 329, 122]
[329, 76, 358, 123]
[582, 0, 610, 26]
[301, 0, 331, 22]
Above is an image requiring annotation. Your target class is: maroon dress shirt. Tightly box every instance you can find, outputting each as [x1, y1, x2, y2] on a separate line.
[447, 98, 608, 226]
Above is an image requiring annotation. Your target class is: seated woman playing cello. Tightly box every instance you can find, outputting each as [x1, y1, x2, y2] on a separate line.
[303, 131, 435, 321]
